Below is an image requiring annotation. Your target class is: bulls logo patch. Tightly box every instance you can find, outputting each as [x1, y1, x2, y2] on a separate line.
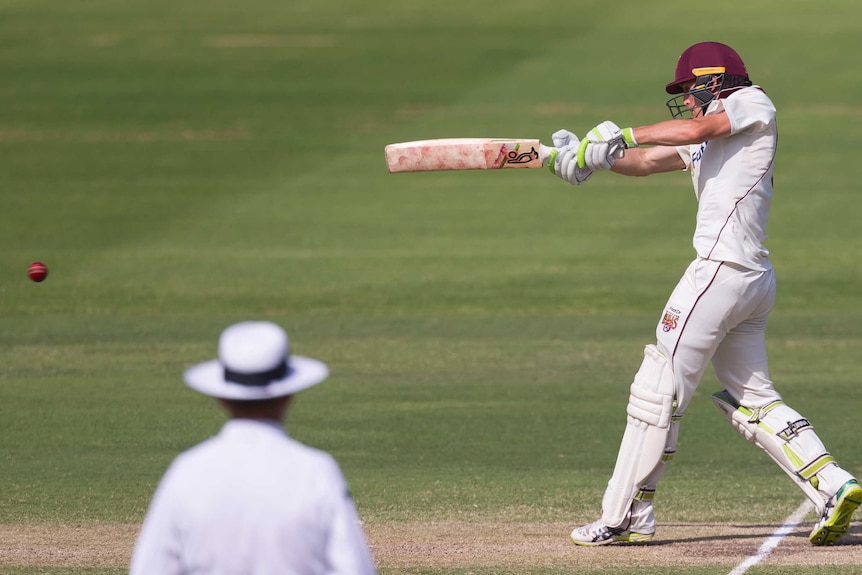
[661, 307, 681, 332]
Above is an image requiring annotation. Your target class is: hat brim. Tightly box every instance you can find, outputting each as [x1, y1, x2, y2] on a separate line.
[183, 355, 329, 400]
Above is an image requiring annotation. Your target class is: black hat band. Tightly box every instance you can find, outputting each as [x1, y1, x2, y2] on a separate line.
[224, 361, 290, 387]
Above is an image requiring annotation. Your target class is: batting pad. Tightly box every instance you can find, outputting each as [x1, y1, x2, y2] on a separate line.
[602, 345, 676, 528]
[712, 390, 832, 515]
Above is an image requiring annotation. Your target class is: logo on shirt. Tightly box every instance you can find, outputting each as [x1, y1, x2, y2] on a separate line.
[691, 141, 709, 164]
[661, 307, 681, 332]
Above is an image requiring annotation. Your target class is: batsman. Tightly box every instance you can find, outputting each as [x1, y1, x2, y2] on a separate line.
[551, 41, 861, 546]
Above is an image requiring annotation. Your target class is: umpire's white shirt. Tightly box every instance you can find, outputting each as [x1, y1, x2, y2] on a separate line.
[677, 86, 777, 271]
[130, 419, 377, 575]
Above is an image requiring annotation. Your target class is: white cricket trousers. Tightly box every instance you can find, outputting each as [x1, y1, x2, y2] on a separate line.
[655, 257, 779, 414]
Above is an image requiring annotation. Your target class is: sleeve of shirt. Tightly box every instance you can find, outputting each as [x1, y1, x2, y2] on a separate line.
[129, 466, 185, 575]
[324, 465, 378, 575]
[676, 144, 692, 169]
[722, 88, 776, 135]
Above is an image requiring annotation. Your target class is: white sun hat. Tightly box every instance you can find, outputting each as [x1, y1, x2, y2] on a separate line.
[183, 321, 329, 400]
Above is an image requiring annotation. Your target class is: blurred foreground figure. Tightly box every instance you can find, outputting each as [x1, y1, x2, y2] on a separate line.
[130, 321, 377, 574]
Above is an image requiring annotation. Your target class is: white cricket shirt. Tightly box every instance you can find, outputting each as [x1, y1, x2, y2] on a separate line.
[676, 86, 777, 271]
[129, 419, 377, 575]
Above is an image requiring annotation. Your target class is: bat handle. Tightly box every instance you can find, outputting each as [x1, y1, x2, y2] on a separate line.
[539, 144, 558, 174]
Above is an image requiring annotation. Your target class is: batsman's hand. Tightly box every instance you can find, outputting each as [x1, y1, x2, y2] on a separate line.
[554, 146, 594, 186]
[551, 128, 580, 149]
[581, 141, 621, 171]
[550, 129, 593, 185]
[550, 129, 592, 186]
[587, 120, 638, 148]
[577, 120, 637, 170]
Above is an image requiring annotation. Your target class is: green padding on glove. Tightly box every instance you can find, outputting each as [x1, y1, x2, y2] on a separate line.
[548, 148, 559, 175]
[576, 138, 589, 169]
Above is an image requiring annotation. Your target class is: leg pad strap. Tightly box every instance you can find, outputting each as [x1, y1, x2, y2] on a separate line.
[711, 390, 831, 514]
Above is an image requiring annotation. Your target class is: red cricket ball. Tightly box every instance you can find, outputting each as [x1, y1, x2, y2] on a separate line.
[28, 261, 48, 282]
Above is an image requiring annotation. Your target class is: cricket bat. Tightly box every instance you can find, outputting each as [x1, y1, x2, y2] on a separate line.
[384, 138, 556, 173]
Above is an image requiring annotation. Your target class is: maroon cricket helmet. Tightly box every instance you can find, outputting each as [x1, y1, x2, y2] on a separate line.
[665, 42, 749, 94]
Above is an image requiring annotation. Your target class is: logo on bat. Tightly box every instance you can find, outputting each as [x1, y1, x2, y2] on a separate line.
[494, 144, 540, 168]
[505, 146, 539, 165]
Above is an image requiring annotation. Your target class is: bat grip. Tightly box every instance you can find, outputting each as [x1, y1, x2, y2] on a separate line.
[539, 144, 556, 166]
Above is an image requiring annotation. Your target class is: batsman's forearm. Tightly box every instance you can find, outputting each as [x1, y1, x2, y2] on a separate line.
[610, 150, 652, 177]
[612, 146, 686, 176]
[632, 120, 704, 146]
[631, 112, 731, 146]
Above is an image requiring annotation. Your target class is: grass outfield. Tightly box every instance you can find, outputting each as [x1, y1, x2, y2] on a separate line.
[2, 0, 861, 573]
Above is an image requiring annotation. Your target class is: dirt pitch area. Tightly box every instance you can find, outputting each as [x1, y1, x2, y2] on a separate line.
[1, 521, 860, 571]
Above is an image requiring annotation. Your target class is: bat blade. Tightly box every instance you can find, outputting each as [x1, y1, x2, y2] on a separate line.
[385, 138, 553, 173]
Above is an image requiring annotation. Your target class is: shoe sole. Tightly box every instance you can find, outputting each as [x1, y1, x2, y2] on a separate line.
[619, 532, 655, 544]
[809, 482, 862, 546]
[570, 531, 655, 547]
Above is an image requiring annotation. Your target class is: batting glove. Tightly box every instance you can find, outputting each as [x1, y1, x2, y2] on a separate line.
[551, 128, 580, 149]
[549, 129, 593, 185]
[587, 120, 638, 148]
[555, 144, 593, 186]
[577, 120, 637, 169]
[581, 141, 619, 171]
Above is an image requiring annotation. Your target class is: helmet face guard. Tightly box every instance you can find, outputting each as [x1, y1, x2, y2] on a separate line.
[666, 67, 724, 119]
[665, 67, 752, 119]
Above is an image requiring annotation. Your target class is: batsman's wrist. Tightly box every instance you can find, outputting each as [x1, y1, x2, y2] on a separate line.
[623, 127, 638, 148]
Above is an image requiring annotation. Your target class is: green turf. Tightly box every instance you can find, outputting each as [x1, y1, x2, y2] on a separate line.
[2, 0, 861, 573]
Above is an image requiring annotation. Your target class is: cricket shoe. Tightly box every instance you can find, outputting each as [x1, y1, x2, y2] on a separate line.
[570, 518, 655, 547]
[809, 479, 862, 545]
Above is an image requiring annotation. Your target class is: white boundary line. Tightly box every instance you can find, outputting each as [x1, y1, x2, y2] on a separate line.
[727, 500, 813, 575]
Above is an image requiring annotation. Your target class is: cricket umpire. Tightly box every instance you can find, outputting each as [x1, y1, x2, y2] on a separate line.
[551, 41, 861, 547]
[130, 321, 377, 574]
